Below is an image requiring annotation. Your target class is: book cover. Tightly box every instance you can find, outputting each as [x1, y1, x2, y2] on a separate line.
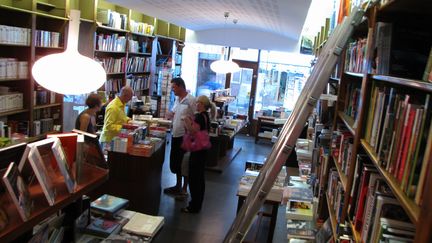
[414, 122, 432, 205]
[28, 138, 58, 206]
[51, 138, 76, 193]
[91, 194, 129, 214]
[47, 133, 77, 168]
[2, 162, 33, 221]
[85, 217, 121, 237]
[365, 85, 378, 143]
[122, 212, 164, 237]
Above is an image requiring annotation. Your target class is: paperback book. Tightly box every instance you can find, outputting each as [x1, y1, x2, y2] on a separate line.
[122, 212, 164, 238]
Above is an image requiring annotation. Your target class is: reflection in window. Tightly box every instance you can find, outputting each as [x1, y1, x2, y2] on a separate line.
[228, 68, 253, 116]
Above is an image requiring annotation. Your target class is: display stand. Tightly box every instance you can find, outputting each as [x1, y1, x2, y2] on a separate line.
[0, 163, 108, 242]
[93, 144, 166, 215]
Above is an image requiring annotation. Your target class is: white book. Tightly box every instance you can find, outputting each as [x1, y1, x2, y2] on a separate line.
[122, 212, 164, 237]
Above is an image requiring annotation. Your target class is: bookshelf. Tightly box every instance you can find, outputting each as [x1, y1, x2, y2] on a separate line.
[0, 1, 66, 138]
[314, 1, 432, 242]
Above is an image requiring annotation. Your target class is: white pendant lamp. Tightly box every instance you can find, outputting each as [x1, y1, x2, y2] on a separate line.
[32, 10, 106, 95]
[210, 12, 240, 74]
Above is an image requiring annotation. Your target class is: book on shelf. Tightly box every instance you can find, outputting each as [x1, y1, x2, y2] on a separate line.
[91, 194, 129, 216]
[422, 47, 432, 81]
[122, 212, 164, 238]
[353, 166, 378, 231]
[51, 137, 76, 193]
[377, 217, 416, 242]
[27, 138, 58, 206]
[2, 162, 33, 221]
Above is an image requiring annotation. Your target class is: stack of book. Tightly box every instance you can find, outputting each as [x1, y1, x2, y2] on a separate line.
[238, 168, 286, 202]
[97, 9, 128, 30]
[0, 24, 31, 45]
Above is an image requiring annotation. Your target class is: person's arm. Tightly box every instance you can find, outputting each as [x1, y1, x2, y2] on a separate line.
[79, 113, 91, 132]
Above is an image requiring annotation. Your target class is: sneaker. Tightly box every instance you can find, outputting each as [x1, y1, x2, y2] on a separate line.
[175, 192, 188, 201]
[163, 186, 181, 195]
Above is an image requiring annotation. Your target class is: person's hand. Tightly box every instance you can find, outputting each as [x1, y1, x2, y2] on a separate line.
[166, 111, 174, 120]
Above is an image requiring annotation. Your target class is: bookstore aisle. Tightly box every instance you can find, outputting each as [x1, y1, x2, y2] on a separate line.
[154, 134, 289, 243]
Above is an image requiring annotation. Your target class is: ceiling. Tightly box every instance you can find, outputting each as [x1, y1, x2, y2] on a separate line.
[108, 0, 312, 51]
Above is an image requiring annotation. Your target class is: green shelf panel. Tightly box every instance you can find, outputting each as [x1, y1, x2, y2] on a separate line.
[155, 19, 169, 37]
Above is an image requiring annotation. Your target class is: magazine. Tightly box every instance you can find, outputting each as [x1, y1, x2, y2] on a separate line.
[51, 138, 76, 193]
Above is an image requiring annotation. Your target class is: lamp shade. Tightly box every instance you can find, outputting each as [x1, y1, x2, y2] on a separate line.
[32, 10, 106, 95]
[210, 60, 240, 74]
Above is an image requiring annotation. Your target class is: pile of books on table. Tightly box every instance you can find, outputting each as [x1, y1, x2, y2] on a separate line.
[76, 194, 164, 242]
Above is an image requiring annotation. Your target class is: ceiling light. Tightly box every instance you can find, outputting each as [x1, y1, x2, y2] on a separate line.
[210, 12, 240, 74]
[32, 10, 106, 95]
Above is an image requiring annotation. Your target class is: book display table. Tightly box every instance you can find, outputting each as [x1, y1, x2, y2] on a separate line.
[254, 116, 287, 144]
[205, 129, 243, 173]
[94, 144, 166, 216]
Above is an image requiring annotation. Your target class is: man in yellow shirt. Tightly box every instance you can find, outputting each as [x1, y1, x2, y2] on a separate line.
[99, 86, 133, 143]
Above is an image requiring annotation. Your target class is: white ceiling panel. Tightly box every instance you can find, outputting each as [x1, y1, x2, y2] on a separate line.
[107, 0, 311, 40]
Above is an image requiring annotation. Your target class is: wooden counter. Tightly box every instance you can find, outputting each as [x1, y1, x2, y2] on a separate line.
[93, 144, 166, 216]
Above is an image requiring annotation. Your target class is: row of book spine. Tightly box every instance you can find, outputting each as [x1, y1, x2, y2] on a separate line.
[127, 57, 150, 73]
[347, 154, 415, 242]
[0, 25, 31, 45]
[365, 85, 431, 204]
[126, 76, 150, 92]
[327, 168, 345, 225]
[97, 9, 128, 30]
[34, 89, 56, 105]
[343, 82, 361, 121]
[128, 39, 148, 53]
[344, 38, 367, 73]
[95, 33, 126, 52]
[0, 58, 28, 79]
[33, 118, 54, 135]
[130, 20, 154, 35]
[96, 57, 126, 74]
[35, 30, 61, 48]
[105, 78, 123, 93]
[34, 107, 60, 121]
[0, 120, 29, 136]
[331, 126, 354, 177]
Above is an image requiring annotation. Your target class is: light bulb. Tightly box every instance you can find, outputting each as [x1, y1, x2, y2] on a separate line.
[32, 10, 106, 95]
[210, 60, 240, 74]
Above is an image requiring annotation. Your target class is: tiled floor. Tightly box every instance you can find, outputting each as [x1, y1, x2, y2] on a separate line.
[153, 134, 287, 243]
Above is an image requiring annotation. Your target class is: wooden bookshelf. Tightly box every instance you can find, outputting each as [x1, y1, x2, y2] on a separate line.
[0, 109, 29, 117]
[332, 155, 348, 191]
[326, 194, 338, 239]
[0, 78, 28, 82]
[34, 103, 62, 110]
[361, 139, 420, 223]
[94, 50, 126, 54]
[372, 75, 432, 93]
[128, 52, 152, 56]
[344, 71, 364, 78]
[0, 163, 108, 242]
[337, 111, 356, 136]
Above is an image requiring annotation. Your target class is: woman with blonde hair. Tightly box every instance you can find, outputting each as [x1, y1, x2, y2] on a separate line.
[181, 95, 216, 213]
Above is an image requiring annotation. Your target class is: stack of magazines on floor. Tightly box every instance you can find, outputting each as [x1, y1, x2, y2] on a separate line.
[75, 194, 164, 242]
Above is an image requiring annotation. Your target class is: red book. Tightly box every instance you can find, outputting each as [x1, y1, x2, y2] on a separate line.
[47, 133, 77, 168]
[354, 166, 377, 231]
[395, 105, 415, 180]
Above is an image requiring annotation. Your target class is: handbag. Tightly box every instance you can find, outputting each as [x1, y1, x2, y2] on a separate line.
[181, 114, 211, 152]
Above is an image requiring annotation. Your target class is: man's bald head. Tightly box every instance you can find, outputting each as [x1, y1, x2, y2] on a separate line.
[119, 86, 133, 103]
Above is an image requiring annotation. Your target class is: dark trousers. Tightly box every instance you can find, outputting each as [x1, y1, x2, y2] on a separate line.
[188, 149, 207, 211]
[170, 136, 185, 174]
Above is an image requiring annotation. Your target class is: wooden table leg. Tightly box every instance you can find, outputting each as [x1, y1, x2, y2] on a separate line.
[267, 203, 279, 243]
